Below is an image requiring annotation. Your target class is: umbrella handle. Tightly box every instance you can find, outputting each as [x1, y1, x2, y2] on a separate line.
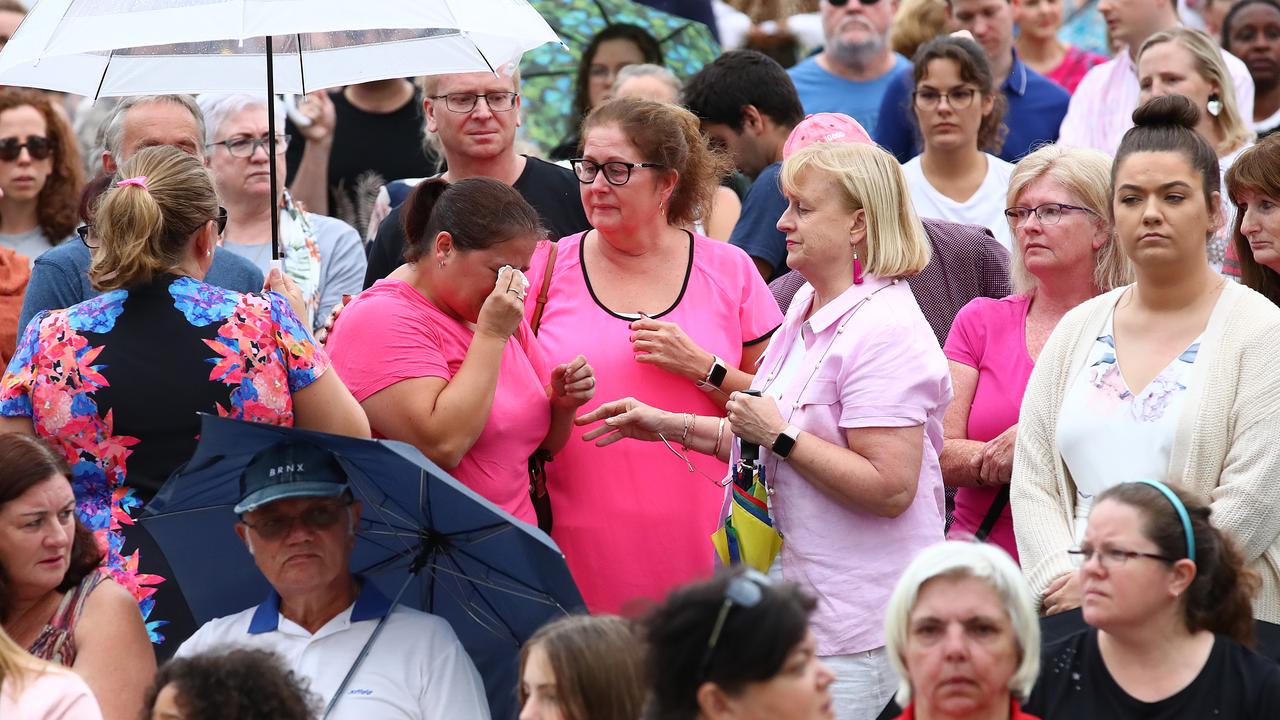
[738, 390, 763, 465]
[321, 571, 418, 719]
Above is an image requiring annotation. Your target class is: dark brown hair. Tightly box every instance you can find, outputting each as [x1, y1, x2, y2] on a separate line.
[1096, 482, 1258, 646]
[0, 434, 102, 619]
[143, 648, 316, 720]
[911, 36, 1008, 155]
[581, 97, 732, 227]
[1225, 134, 1280, 306]
[1112, 95, 1221, 223]
[0, 88, 84, 243]
[400, 177, 545, 263]
[518, 615, 645, 720]
[572, 25, 664, 124]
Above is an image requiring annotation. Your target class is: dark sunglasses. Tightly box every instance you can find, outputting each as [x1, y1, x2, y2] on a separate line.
[828, 0, 883, 6]
[0, 136, 54, 162]
[697, 569, 771, 680]
[240, 500, 351, 541]
[77, 206, 226, 250]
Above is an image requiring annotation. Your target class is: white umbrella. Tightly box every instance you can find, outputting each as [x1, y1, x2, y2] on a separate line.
[0, 0, 561, 254]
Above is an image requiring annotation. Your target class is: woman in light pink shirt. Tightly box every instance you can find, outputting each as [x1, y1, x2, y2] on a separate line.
[325, 178, 596, 525]
[0, 626, 102, 720]
[941, 144, 1131, 561]
[579, 141, 951, 720]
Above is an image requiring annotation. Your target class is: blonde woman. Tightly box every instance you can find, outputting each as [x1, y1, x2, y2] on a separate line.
[1137, 27, 1256, 275]
[579, 140, 951, 720]
[942, 145, 1131, 562]
[0, 626, 102, 718]
[890, 0, 950, 60]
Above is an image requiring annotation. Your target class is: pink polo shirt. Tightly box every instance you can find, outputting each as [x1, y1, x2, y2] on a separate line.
[749, 276, 950, 656]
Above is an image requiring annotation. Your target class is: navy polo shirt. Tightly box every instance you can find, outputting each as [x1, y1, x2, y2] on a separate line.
[873, 51, 1070, 164]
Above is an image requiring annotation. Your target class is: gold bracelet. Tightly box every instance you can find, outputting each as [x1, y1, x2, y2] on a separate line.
[713, 416, 726, 457]
[680, 413, 693, 450]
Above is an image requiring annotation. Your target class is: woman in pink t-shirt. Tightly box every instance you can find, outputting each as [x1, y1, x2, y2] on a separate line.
[524, 98, 783, 613]
[0, 626, 102, 720]
[325, 178, 596, 525]
[941, 145, 1130, 560]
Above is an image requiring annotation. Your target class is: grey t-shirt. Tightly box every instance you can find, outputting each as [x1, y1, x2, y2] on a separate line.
[222, 212, 367, 331]
[0, 228, 65, 266]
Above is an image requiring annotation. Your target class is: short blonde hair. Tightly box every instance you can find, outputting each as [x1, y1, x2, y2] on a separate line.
[780, 142, 931, 279]
[90, 145, 219, 291]
[1138, 28, 1254, 156]
[884, 542, 1041, 707]
[1006, 144, 1134, 294]
[891, 0, 949, 59]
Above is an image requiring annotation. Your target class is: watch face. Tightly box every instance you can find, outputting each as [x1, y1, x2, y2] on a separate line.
[708, 360, 728, 387]
[772, 432, 797, 458]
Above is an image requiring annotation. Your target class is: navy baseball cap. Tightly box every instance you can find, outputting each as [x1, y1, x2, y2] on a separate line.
[234, 442, 350, 515]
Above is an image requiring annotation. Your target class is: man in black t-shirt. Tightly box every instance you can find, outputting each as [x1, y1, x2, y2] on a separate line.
[363, 70, 590, 287]
[285, 79, 438, 235]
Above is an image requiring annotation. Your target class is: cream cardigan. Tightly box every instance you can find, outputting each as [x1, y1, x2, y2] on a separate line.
[1011, 282, 1280, 622]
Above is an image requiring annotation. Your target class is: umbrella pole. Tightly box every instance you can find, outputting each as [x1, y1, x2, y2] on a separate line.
[266, 35, 281, 261]
[321, 570, 419, 719]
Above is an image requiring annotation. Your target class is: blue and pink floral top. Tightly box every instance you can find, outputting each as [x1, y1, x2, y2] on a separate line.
[0, 274, 329, 641]
[1056, 308, 1202, 540]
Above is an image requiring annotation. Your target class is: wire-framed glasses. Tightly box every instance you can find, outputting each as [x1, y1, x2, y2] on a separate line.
[1067, 546, 1176, 569]
[429, 92, 518, 113]
[207, 133, 290, 158]
[1004, 202, 1096, 228]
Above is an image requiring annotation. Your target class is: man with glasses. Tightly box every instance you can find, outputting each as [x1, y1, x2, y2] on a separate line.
[175, 441, 490, 719]
[874, 5, 1070, 163]
[18, 94, 263, 332]
[362, 70, 588, 286]
[199, 93, 366, 332]
[787, 0, 909, 134]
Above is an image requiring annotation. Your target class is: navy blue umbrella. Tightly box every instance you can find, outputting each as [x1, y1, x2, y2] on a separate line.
[140, 414, 585, 720]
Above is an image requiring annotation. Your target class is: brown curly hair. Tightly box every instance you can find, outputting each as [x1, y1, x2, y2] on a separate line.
[0, 434, 103, 621]
[581, 97, 732, 228]
[0, 88, 84, 243]
[143, 648, 317, 720]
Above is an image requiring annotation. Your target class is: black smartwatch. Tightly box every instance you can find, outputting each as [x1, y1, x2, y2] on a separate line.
[772, 424, 801, 459]
[698, 355, 728, 391]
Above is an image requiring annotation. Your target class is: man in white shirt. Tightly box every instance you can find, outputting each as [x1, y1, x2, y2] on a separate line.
[1058, 0, 1254, 154]
[175, 442, 490, 720]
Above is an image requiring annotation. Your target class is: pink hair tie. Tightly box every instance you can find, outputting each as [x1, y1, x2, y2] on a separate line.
[116, 176, 149, 191]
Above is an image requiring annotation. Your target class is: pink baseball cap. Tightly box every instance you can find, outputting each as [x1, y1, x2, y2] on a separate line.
[782, 113, 874, 159]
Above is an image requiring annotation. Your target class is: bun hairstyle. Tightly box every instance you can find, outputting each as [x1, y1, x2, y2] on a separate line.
[400, 177, 545, 263]
[1096, 482, 1259, 646]
[1112, 95, 1221, 220]
[89, 145, 219, 291]
[580, 97, 732, 229]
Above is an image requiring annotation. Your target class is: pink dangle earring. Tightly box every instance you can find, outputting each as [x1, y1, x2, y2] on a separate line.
[852, 247, 864, 285]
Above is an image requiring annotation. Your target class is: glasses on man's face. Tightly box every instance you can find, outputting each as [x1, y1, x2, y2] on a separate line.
[1004, 202, 1095, 228]
[570, 158, 666, 186]
[0, 135, 54, 162]
[697, 569, 771, 680]
[430, 92, 519, 113]
[208, 133, 290, 158]
[241, 501, 351, 541]
[827, 0, 883, 6]
[1068, 545, 1176, 570]
[913, 87, 978, 111]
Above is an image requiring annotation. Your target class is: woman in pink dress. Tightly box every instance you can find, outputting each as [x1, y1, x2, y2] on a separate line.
[525, 97, 782, 613]
[941, 144, 1130, 561]
[1014, 0, 1107, 93]
[325, 178, 596, 526]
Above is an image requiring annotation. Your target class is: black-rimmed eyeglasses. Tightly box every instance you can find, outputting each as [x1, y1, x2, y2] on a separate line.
[697, 569, 771, 680]
[77, 206, 227, 250]
[570, 158, 666, 186]
[429, 92, 518, 113]
[1067, 546, 1176, 569]
[206, 133, 291, 158]
[1004, 202, 1095, 228]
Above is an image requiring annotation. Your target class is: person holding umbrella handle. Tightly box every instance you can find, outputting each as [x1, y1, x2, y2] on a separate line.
[578, 137, 950, 720]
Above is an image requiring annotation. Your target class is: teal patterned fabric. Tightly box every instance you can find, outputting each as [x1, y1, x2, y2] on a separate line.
[520, 0, 721, 154]
[1059, 0, 1111, 58]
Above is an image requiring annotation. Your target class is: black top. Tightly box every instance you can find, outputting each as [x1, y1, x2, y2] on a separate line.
[285, 87, 438, 233]
[364, 155, 591, 287]
[1025, 628, 1280, 720]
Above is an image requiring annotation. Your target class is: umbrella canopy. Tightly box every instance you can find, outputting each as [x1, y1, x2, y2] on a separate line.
[519, 0, 720, 154]
[141, 415, 585, 720]
[711, 431, 782, 573]
[0, 0, 559, 97]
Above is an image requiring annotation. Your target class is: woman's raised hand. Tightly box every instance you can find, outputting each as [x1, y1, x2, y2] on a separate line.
[576, 397, 672, 447]
[552, 355, 596, 409]
[630, 317, 713, 381]
[265, 268, 308, 325]
[476, 266, 528, 341]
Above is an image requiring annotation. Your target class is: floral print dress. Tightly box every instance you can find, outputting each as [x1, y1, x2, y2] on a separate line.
[1056, 308, 1203, 540]
[0, 274, 329, 643]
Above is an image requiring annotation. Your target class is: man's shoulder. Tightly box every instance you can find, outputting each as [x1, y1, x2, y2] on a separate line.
[786, 55, 823, 80]
[32, 239, 90, 271]
[519, 155, 575, 184]
[177, 605, 258, 656]
[1021, 65, 1070, 103]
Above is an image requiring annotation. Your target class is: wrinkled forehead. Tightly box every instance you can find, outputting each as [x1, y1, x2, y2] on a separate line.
[434, 71, 518, 96]
[121, 101, 202, 156]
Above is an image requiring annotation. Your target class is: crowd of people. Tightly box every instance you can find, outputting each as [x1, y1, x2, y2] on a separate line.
[0, 0, 1278, 718]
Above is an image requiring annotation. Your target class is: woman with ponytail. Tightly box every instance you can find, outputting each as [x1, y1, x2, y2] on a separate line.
[0, 145, 368, 649]
[1025, 481, 1280, 718]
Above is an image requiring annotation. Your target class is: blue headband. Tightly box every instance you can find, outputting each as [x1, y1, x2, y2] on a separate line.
[1135, 479, 1196, 564]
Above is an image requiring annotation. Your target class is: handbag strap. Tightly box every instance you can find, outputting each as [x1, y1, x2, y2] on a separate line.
[974, 485, 1010, 542]
[530, 240, 558, 336]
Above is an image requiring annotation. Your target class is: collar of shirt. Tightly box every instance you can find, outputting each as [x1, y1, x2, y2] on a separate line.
[802, 275, 897, 335]
[247, 576, 393, 636]
[1004, 50, 1029, 97]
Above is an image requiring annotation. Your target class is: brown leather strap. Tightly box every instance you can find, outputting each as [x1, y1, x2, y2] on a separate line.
[530, 240, 558, 336]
